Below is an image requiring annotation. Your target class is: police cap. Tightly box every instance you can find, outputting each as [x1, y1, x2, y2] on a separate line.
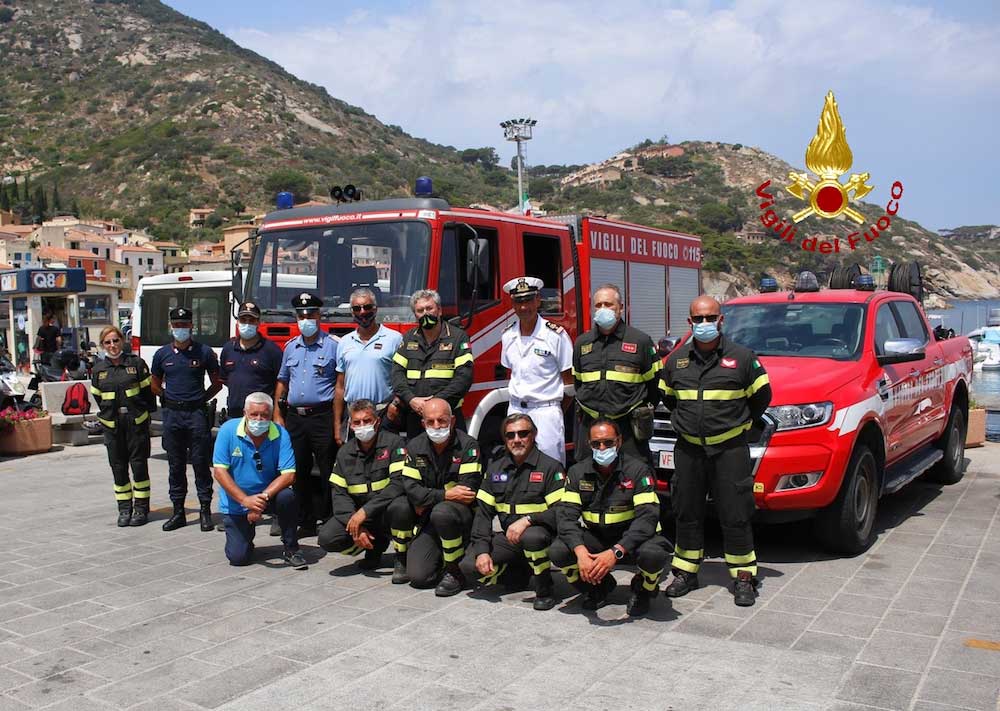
[168, 306, 192, 322]
[502, 276, 543, 302]
[291, 292, 323, 311]
[237, 301, 261, 319]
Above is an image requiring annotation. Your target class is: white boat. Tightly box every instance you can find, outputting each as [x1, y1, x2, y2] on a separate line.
[974, 327, 1000, 371]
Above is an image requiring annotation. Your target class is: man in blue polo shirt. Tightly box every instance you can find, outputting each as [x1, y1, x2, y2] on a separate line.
[212, 391, 307, 569]
[334, 288, 403, 446]
[220, 301, 283, 420]
[273, 292, 339, 538]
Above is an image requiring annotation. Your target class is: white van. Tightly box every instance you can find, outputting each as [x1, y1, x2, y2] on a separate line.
[132, 271, 236, 416]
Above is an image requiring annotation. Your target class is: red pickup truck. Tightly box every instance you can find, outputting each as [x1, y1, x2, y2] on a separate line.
[651, 279, 974, 554]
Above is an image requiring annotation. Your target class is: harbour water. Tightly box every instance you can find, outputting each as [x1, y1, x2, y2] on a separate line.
[927, 298, 1000, 441]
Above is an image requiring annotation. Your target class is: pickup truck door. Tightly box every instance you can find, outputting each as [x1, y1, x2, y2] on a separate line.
[873, 301, 912, 464]
[892, 299, 947, 446]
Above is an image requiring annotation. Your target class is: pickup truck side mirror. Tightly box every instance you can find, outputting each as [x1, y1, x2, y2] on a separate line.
[877, 338, 925, 365]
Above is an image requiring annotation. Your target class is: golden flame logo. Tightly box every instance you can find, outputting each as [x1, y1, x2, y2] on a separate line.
[786, 91, 873, 224]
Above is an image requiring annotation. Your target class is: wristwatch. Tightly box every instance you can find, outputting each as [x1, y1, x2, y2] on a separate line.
[613, 544, 626, 560]
[262, 491, 270, 503]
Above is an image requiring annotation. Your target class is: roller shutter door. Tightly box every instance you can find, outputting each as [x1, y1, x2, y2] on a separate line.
[628, 262, 666, 340]
[668, 266, 700, 336]
[590, 258, 626, 309]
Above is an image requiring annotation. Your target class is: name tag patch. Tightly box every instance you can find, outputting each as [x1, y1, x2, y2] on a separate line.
[529, 472, 544, 483]
[374, 343, 383, 350]
[581, 343, 593, 355]
[439, 342, 453, 351]
[676, 358, 689, 369]
[579, 480, 595, 491]
[406, 341, 419, 350]
[621, 342, 637, 354]
[721, 357, 738, 369]
[533, 348, 550, 357]
[492, 472, 508, 483]
[620, 479, 634, 489]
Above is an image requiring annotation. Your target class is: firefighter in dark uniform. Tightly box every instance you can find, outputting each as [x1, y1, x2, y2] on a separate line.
[550, 419, 671, 616]
[273, 292, 339, 538]
[388, 289, 474, 439]
[318, 399, 408, 569]
[91, 325, 156, 527]
[573, 283, 660, 462]
[660, 295, 772, 607]
[151, 307, 223, 532]
[384, 398, 482, 595]
[463, 413, 566, 611]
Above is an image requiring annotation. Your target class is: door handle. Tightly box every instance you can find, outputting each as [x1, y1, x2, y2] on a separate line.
[908, 369, 921, 378]
[876, 378, 889, 401]
[933, 357, 943, 366]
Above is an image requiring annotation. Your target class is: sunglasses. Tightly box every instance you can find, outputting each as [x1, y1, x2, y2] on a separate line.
[252, 451, 263, 473]
[504, 429, 533, 441]
[102, 337, 121, 345]
[690, 314, 721, 323]
[589, 438, 617, 449]
[351, 304, 376, 313]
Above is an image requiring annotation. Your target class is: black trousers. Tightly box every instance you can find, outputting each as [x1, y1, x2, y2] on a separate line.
[385, 496, 474, 588]
[222, 489, 299, 566]
[574, 409, 649, 462]
[103, 415, 151, 504]
[549, 528, 671, 593]
[162, 408, 213, 506]
[317, 510, 392, 557]
[459, 525, 555, 587]
[671, 438, 757, 578]
[285, 409, 335, 528]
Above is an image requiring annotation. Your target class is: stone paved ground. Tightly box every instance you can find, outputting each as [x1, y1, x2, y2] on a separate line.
[0, 440, 998, 711]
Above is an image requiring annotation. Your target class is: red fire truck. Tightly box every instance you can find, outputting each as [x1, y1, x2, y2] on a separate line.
[233, 187, 702, 449]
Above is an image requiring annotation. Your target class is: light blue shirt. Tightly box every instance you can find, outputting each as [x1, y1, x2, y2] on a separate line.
[212, 418, 296, 515]
[337, 325, 403, 404]
[277, 332, 338, 406]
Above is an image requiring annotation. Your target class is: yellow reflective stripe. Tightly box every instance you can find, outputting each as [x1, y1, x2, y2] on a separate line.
[444, 481, 458, 490]
[443, 547, 465, 562]
[388, 461, 404, 474]
[346, 482, 372, 494]
[393, 353, 408, 367]
[124, 386, 140, 398]
[134, 411, 149, 425]
[576, 370, 601, 382]
[544, 489, 564, 506]
[581, 511, 601, 523]
[440, 535, 463, 548]
[476, 489, 497, 507]
[402, 466, 422, 480]
[659, 382, 675, 396]
[581, 510, 635, 524]
[725, 551, 757, 565]
[329, 473, 348, 488]
[638, 566, 662, 591]
[523, 549, 548, 560]
[405, 370, 422, 379]
[132, 480, 150, 490]
[133, 489, 151, 499]
[90, 386, 103, 396]
[561, 564, 580, 583]
[423, 370, 454, 379]
[672, 556, 700, 573]
[213, 463, 229, 468]
[99, 391, 116, 400]
[632, 491, 658, 506]
[390, 528, 415, 540]
[514, 503, 548, 514]
[701, 389, 748, 401]
[113, 483, 132, 492]
[138, 377, 151, 388]
[680, 421, 752, 446]
[453, 353, 474, 367]
[342, 545, 363, 556]
[370, 478, 390, 492]
[641, 361, 662, 381]
[746, 373, 770, 396]
[562, 490, 583, 505]
[605, 370, 643, 384]
[675, 390, 699, 400]
[674, 547, 703, 560]
[577, 401, 599, 418]
[114, 491, 132, 501]
[494, 503, 511, 513]
[458, 463, 481, 475]
[478, 562, 507, 586]
[99, 417, 116, 428]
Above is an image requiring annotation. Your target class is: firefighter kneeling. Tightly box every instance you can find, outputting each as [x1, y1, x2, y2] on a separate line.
[550, 419, 671, 616]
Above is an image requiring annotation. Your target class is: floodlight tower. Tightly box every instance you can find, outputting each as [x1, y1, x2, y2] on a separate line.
[501, 118, 537, 214]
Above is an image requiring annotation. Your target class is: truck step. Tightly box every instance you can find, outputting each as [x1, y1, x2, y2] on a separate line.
[883, 447, 944, 494]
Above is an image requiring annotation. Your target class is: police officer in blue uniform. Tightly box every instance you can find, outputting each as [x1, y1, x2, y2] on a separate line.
[151, 306, 224, 532]
[219, 301, 283, 420]
[273, 293, 339, 537]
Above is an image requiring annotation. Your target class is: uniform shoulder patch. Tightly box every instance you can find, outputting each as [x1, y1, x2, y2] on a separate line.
[721, 357, 738, 369]
[581, 343, 593, 355]
[406, 341, 419, 350]
[395, 447, 407, 455]
[545, 321, 564, 333]
[640, 475, 652, 488]
[676, 358, 689, 369]
[467, 447, 478, 458]
[579, 480, 595, 491]
[621, 342, 637, 353]
[529, 471, 544, 483]
[554, 471, 565, 481]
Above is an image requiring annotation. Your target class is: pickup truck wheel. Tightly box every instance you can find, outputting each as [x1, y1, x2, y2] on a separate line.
[928, 407, 966, 485]
[814, 445, 878, 555]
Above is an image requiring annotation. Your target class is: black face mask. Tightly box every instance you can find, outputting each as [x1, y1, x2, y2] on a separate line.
[354, 311, 376, 328]
[419, 314, 440, 330]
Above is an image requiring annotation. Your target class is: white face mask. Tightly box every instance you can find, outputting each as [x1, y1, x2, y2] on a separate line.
[246, 418, 270, 437]
[353, 424, 377, 443]
[426, 426, 451, 444]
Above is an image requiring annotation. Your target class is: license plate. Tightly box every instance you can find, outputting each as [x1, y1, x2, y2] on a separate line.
[658, 450, 675, 470]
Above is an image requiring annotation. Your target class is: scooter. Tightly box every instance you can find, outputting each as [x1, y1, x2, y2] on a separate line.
[0, 353, 28, 412]
[26, 347, 92, 408]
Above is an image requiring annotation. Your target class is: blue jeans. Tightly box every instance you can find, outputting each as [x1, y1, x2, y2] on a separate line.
[223, 488, 299, 566]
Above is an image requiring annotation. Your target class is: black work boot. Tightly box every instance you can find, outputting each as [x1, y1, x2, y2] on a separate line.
[532, 571, 556, 611]
[199, 504, 214, 532]
[117, 500, 133, 527]
[435, 565, 465, 597]
[626, 575, 657, 617]
[664, 570, 700, 598]
[162, 504, 187, 531]
[129, 499, 149, 527]
[582, 574, 617, 610]
[357, 549, 382, 570]
[733, 570, 758, 607]
[391, 554, 410, 585]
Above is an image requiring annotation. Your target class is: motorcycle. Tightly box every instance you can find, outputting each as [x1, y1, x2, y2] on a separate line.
[0, 352, 28, 412]
[26, 345, 95, 408]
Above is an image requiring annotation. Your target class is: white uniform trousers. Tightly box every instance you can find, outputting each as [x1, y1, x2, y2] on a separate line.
[507, 402, 566, 465]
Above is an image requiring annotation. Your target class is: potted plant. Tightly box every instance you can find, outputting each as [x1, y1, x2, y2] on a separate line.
[966, 398, 987, 448]
[0, 406, 52, 456]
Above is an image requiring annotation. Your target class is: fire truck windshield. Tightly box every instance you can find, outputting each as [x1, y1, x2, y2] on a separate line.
[247, 221, 431, 323]
[722, 303, 865, 360]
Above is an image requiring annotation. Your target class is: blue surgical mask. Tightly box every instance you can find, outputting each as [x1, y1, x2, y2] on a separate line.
[298, 319, 318, 337]
[246, 418, 270, 437]
[171, 327, 191, 343]
[238, 323, 258, 340]
[593, 307, 617, 330]
[692, 321, 720, 343]
[592, 446, 618, 467]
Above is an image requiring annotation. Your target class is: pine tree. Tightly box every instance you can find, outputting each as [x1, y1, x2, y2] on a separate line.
[70, 199, 80, 218]
[51, 183, 61, 213]
[32, 186, 47, 222]
[0, 185, 9, 212]
[22, 174, 30, 203]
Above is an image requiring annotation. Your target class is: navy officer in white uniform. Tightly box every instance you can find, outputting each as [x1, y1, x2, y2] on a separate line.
[500, 277, 574, 464]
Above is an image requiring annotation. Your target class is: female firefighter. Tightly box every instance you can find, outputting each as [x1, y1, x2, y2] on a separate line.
[91, 326, 157, 526]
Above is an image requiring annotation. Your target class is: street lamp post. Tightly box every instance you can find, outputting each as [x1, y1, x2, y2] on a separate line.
[500, 118, 537, 214]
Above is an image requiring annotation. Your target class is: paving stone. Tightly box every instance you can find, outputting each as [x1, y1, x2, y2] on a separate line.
[185, 608, 290, 644]
[791, 631, 866, 659]
[841, 575, 906, 598]
[828, 593, 891, 618]
[0, 666, 35, 692]
[916, 667, 1000, 710]
[17, 621, 109, 653]
[272, 602, 368, 637]
[856, 629, 936, 672]
[925, 543, 979, 560]
[389, 682, 482, 711]
[931, 631, 1000, 677]
[80, 634, 213, 680]
[835, 662, 920, 709]
[98, 611, 207, 648]
[947, 599, 1000, 637]
[809, 610, 879, 638]
[96, 656, 224, 709]
[85, 596, 192, 632]
[1, 601, 112, 635]
[176, 654, 307, 708]
[673, 612, 743, 639]
[4, 668, 108, 707]
[731, 609, 812, 648]
[890, 593, 957, 617]
[878, 610, 947, 637]
[271, 622, 372, 665]
[6, 647, 97, 680]
[763, 593, 828, 616]
[191, 628, 298, 667]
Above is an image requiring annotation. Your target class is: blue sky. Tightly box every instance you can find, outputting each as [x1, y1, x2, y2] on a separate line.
[165, 0, 999, 232]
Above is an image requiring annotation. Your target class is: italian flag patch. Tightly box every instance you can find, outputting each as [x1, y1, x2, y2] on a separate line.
[640, 476, 652, 487]
[554, 471, 565, 481]
[395, 447, 406, 455]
